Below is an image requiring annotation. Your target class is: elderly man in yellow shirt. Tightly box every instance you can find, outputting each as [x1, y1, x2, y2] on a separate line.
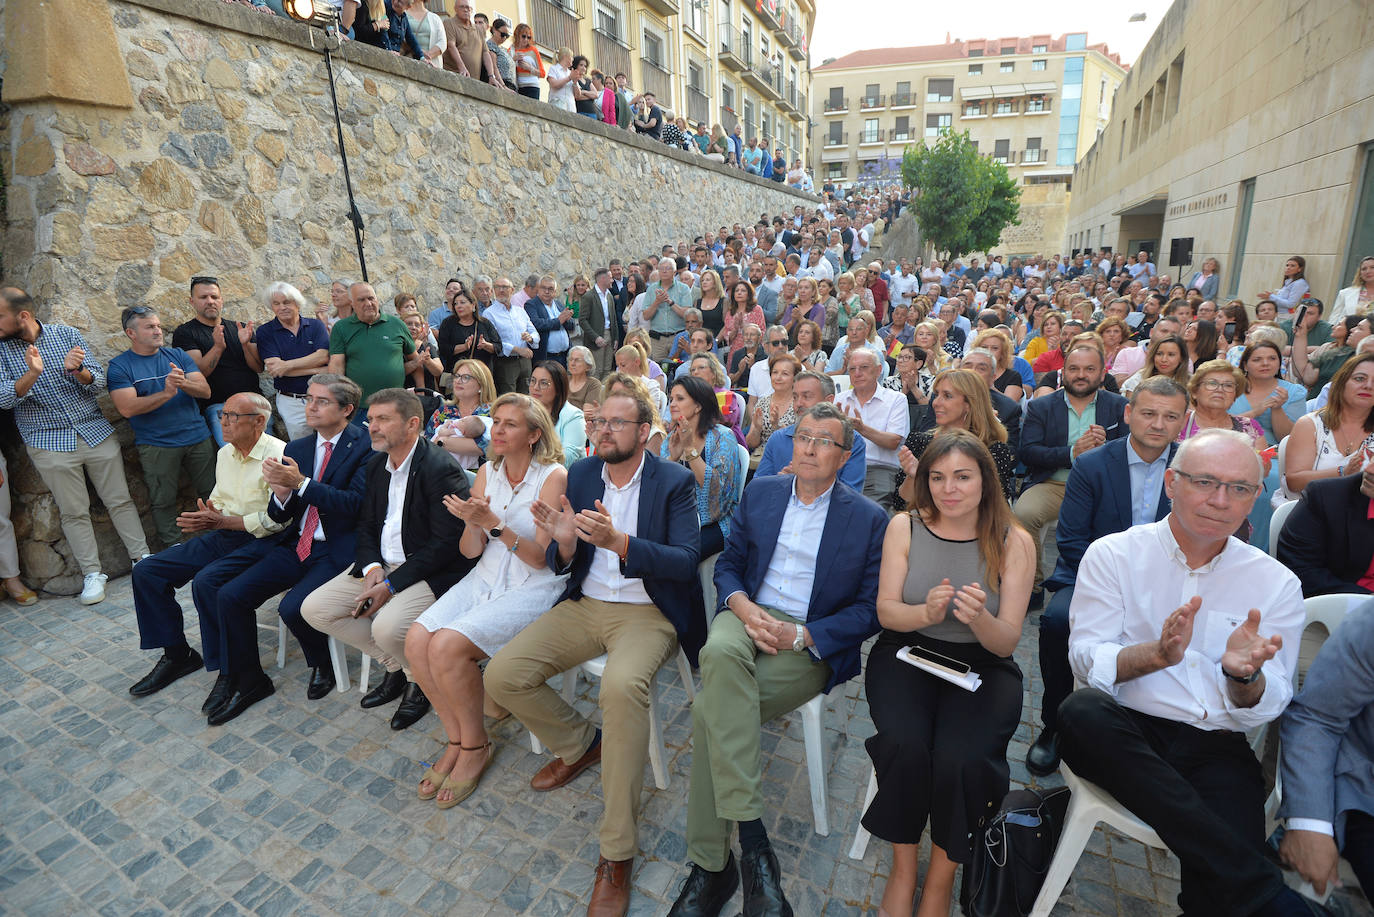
[128, 391, 289, 723]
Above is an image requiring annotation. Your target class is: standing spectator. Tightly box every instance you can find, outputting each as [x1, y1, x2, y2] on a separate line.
[643, 257, 693, 362]
[614, 73, 634, 129]
[527, 276, 574, 366]
[771, 146, 786, 182]
[407, 0, 446, 66]
[0, 449, 35, 605]
[0, 286, 150, 604]
[579, 268, 620, 377]
[661, 115, 684, 148]
[481, 16, 516, 89]
[835, 347, 909, 504]
[107, 307, 217, 551]
[510, 23, 543, 99]
[1331, 255, 1374, 323]
[633, 92, 663, 138]
[255, 282, 331, 441]
[173, 275, 263, 448]
[326, 282, 416, 417]
[436, 288, 501, 380]
[485, 277, 538, 394]
[546, 47, 576, 113]
[344, 0, 424, 57]
[1257, 255, 1310, 316]
[442, 0, 502, 86]
[1186, 257, 1222, 302]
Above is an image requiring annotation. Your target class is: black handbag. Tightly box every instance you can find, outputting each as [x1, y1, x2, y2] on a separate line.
[960, 785, 1071, 917]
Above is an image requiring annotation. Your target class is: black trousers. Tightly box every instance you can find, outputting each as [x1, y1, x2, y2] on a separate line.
[1344, 810, 1374, 898]
[1058, 689, 1286, 916]
[700, 520, 724, 560]
[1036, 584, 1075, 732]
[862, 632, 1022, 862]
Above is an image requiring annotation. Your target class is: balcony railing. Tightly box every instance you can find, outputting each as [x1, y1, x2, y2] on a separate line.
[823, 95, 848, 113]
[890, 92, 914, 108]
[593, 29, 632, 83]
[639, 57, 672, 109]
[720, 106, 739, 133]
[1022, 148, 1046, 163]
[640, 0, 678, 16]
[858, 131, 882, 144]
[529, 0, 583, 56]
[786, 22, 805, 58]
[687, 86, 709, 126]
[888, 128, 913, 142]
[859, 94, 884, 109]
[991, 150, 1017, 164]
[823, 132, 848, 147]
[718, 25, 746, 70]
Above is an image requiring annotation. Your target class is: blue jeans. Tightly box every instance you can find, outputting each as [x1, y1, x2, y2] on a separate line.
[203, 403, 225, 448]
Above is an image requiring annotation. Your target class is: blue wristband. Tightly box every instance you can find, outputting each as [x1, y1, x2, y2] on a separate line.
[382, 579, 395, 595]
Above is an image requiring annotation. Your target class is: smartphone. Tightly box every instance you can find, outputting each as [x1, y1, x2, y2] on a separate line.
[1294, 304, 1308, 327]
[905, 644, 971, 677]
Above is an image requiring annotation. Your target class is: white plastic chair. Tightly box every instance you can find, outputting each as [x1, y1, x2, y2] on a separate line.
[326, 636, 376, 695]
[256, 617, 287, 669]
[796, 693, 829, 835]
[1268, 497, 1297, 558]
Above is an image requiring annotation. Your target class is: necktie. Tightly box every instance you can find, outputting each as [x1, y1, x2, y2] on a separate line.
[295, 441, 333, 561]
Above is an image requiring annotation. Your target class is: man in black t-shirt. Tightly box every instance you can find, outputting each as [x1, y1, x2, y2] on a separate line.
[633, 92, 663, 139]
[171, 276, 263, 447]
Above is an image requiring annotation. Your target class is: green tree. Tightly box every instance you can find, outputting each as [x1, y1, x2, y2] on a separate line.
[901, 130, 1020, 259]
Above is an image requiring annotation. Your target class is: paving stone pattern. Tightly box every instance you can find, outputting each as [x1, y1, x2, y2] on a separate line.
[1, 575, 1370, 916]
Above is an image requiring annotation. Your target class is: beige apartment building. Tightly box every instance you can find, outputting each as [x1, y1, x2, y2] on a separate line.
[490, 0, 813, 162]
[811, 34, 1125, 255]
[1066, 0, 1374, 305]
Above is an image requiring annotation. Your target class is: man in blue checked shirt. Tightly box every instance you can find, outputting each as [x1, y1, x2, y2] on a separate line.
[0, 287, 151, 605]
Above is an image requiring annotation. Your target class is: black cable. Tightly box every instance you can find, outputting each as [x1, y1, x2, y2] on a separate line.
[322, 29, 368, 283]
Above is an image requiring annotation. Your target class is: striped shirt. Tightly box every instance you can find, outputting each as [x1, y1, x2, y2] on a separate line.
[0, 323, 113, 452]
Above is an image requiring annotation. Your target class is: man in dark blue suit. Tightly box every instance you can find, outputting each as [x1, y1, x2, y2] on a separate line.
[1024, 376, 1187, 776]
[486, 389, 703, 916]
[668, 403, 887, 917]
[526, 274, 575, 366]
[193, 374, 372, 725]
[1013, 340, 1127, 608]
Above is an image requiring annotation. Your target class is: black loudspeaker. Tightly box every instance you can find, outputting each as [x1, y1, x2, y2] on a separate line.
[1169, 237, 1194, 267]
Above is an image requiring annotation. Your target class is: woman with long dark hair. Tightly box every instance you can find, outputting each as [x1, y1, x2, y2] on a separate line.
[661, 375, 741, 558]
[528, 361, 586, 467]
[864, 430, 1034, 917]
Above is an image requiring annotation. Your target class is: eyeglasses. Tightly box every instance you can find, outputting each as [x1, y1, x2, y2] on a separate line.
[767, 339, 788, 347]
[304, 396, 337, 407]
[587, 418, 640, 432]
[1172, 470, 1259, 499]
[529, 378, 554, 390]
[190, 275, 220, 289]
[795, 432, 841, 450]
[452, 373, 476, 384]
[1199, 380, 1237, 392]
[220, 411, 258, 422]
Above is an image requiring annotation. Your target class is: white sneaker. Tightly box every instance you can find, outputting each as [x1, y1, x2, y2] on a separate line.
[80, 573, 108, 605]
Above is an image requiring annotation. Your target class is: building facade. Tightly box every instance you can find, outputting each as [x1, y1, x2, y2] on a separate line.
[1066, 0, 1374, 305]
[486, 0, 813, 164]
[810, 33, 1124, 256]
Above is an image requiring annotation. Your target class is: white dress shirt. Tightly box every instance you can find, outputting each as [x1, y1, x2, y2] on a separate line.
[835, 385, 910, 470]
[277, 430, 344, 540]
[747, 360, 774, 399]
[1068, 519, 1304, 733]
[581, 453, 652, 605]
[379, 440, 418, 567]
[747, 479, 831, 621]
[485, 300, 539, 356]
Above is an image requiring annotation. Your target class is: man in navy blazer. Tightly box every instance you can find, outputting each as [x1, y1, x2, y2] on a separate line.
[1276, 467, 1374, 597]
[668, 403, 887, 917]
[486, 389, 702, 915]
[1013, 341, 1127, 607]
[1279, 597, 1374, 898]
[193, 375, 372, 724]
[1025, 376, 1188, 776]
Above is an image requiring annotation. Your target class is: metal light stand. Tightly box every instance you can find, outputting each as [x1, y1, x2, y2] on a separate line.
[319, 21, 368, 282]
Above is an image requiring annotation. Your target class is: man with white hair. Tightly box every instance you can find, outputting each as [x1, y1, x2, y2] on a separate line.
[834, 347, 908, 505]
[127, 391, 288, 718]
[643, 256, 694, 361]
[1059, 428, 1309, 917]
[255, 282, 331, 440]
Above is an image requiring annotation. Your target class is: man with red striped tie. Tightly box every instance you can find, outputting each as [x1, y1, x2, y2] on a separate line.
[194, 373, 373, 725]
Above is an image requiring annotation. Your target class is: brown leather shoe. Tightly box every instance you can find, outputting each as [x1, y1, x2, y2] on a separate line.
[530, 731, 602, 791]
[586, 856, 633, 916]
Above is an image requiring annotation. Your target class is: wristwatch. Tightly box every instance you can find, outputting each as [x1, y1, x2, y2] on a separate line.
[1222, 665, 1262, 685]
[791, 624, 806, 652]
[683, 448, 701, 463]
[488, 524, 505, 540]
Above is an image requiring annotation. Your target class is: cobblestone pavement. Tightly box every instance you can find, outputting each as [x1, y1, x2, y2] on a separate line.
[1, 573, 1371, 916]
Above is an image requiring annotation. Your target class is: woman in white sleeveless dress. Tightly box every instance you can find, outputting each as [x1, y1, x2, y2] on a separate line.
[406, 393, 568, 807]
[1276, 353, 1374, 504]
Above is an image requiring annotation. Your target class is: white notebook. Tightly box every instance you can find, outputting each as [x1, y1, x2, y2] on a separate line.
[897, 646, 982, 693]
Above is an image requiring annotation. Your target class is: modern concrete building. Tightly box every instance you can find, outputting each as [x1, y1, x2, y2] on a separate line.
[1065, 0, 1374, 305]
[810, 33, 1125, 255]
[492, 0, 813, 162]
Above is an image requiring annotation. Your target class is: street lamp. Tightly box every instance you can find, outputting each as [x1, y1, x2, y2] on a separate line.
[284, 1, 369, 281]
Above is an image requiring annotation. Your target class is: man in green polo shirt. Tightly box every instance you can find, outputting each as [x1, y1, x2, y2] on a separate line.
[327, 283, 415, 423]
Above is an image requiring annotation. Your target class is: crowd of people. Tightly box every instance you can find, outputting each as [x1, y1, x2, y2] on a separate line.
[2, 188, 1372, 916]
[219, 0, 816, 190]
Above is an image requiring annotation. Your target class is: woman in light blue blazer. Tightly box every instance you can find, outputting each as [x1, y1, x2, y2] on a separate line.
[1186, 256, 1221, 302]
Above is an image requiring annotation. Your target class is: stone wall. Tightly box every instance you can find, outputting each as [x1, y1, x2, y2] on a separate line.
[1, 0, 815, 591]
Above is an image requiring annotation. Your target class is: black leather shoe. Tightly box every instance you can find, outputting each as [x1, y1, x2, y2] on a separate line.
[306, 666, 336, 701]
[201, 672, 233, 713]
[1026, 729, 1060, 777]
[740, 844, 793, 917]
[390, 682, 430, 730]
[668, 853, 739, 917]
[130, 648, 204, 697]
[359, 669, 407, 709]
[1028, 588, 1045, 611]
[207, 676, 275, 726]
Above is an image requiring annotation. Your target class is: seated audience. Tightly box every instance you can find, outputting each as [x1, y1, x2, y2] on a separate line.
[863, 430, 1034, 917]
[745, 352, 800, 451]
[668, 404, 886, 917]
[406, 393, 568, 807]
[792, 318, 828, 370]
[1278, 597, 1374, 898]
[127, 393, 287, 716]
[1061, 429, 1308, 917]
[485, 391, 703, 916]
[1280, 353, 1374, 501]
[604, 371, 668, 454]
[431, 359, 496, 469]
[835, 347, 910, 504]
[1181, 360, 1266, 447]
[529, 360, 586, 467]
[896, 368, 1016, 502]
[661, 376, 741, 559]
[1025, 376, 1188, 776]
[301, 389, 473, 731]
[566, 345, 603, 411]
[1277, 462, 1374, 596]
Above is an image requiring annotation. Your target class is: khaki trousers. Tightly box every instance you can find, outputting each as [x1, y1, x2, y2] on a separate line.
[685, 609, 830, 870]
[589, 335, 617, 378]
[485, 596, 678, 862]
[649, 334, 674, 362]
[300, 566, 435, 675]
[27, 435, 150, 574]
[1013, 480, 1067, 588]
